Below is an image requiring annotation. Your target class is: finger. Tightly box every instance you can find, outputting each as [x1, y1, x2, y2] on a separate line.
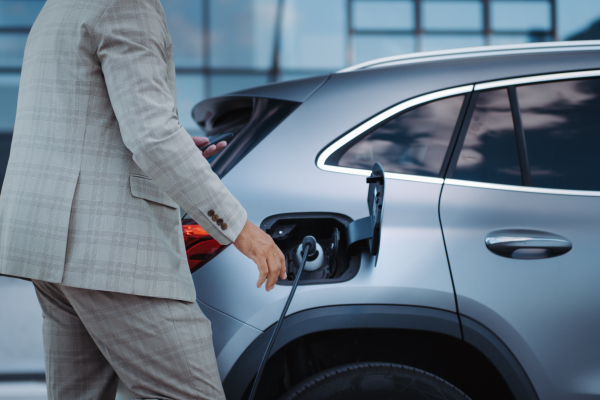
[202, 144, 217, 158]
[279, 250, 287, 280]
[192, 136, 209, 147]
[205, 141, 226, 158]
[256, 261, 268, 289]
[266, 257, 280, 291]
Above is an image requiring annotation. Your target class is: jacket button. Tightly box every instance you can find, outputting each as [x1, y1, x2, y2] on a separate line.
[221, 223, 228, 230]
[208, 210, 215, 217]
[216, 219, 223, 226]
[212, 214, 219, 221]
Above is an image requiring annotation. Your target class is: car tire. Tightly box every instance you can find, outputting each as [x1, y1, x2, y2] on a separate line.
[278, 362, 471, 400]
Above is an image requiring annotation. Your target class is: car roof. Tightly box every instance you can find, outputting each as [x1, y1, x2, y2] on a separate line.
[337, 40, 600, 73]
[221, 41, 600, 105]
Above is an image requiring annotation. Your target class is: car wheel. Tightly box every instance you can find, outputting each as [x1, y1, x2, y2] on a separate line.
[278, 362, 471, 400]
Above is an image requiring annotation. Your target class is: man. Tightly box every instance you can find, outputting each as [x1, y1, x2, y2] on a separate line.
[0, 0, 286, 398]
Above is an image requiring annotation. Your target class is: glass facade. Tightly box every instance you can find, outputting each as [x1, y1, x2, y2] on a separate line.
[0, 0, 599, 136]
[0, 0, 600, 380]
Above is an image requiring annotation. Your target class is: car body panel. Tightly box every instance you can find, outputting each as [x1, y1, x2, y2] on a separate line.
[197, 299, 261, 380]
[440, 183, 600, 400]
[193, 82, 459, 326]
[189, 43, 600, 399]
[230, 75, 330, 103]
[222, 305, 464, 400]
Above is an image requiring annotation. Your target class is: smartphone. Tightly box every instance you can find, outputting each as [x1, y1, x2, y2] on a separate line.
[199, 132, 234, 152]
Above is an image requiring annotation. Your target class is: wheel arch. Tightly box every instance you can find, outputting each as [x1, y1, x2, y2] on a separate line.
[222, 305, 538, 400]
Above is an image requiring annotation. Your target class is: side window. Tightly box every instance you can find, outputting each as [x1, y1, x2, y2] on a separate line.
[326, 95, 465, 177]
[452, 88, 522, 186]
[518, 78, 600, 191]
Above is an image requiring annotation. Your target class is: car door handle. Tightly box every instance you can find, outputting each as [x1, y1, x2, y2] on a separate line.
[485, 229, 572, 259]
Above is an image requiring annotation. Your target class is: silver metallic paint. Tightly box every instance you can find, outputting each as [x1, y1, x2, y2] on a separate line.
[446, 179, 600, 197]
[475, 69, 600, 91]
[197, 299, 262, 380]
[192, 73, 460, 379]
[338, 40, 600, 73]
[441, 174, 600, 400]
[193, 43, 600, 398]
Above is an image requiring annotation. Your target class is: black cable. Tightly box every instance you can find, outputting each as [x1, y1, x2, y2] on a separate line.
[248, 236, 317, 400]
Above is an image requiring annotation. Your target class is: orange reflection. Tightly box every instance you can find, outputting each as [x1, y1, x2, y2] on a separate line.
[182, 219, 229, 272]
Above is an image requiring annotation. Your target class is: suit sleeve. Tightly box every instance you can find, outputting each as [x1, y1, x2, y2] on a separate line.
[94, 0, 246, 245]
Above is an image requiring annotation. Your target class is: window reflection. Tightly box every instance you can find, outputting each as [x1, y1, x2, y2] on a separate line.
[453, 89, 522, 185]
[209, 74, 268, 97]
[518, 78, 600, 191]
[352, 0, 415, 30]
[0, 75, 19, 132]
[0, 33, 28, 68]
[354, 35, 416, 63]
[210, 0, 277, 69]
[162, 0, 204, 68]
[490, 1, 551, 31]
[280, 0, 345, 70]
[489, 34, 532, 46]
[335, 95, 465, 177]
[421, 34, 485, 51]
[422, 1, 483, 31]
[175, 74, 205, 134]
[0, 1, 45, 28]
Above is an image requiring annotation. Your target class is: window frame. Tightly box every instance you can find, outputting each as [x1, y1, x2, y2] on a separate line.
[445, 87, 527, 185]
[315, 85, 474, 184]
[446, 68, 600, 196]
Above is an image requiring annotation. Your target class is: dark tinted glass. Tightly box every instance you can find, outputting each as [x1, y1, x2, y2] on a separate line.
[453, 88, 521, 185]
[207, 98, 299, 178]
[333, 95, 464, 177]
[518, 78, 600, 191]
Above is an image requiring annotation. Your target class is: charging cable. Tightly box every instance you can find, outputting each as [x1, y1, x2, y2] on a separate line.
[248, 235, 317, 400]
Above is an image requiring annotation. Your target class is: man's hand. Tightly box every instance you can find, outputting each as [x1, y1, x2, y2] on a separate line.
[192, 136, 227, 159]
[234, 219, 287, 291]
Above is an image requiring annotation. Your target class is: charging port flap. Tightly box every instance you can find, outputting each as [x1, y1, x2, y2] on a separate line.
[346, 162, 385, 258]
[261, 163, 385, 285]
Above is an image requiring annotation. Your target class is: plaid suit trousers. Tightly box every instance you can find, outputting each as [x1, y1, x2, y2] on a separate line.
[33, 280, 226, 400]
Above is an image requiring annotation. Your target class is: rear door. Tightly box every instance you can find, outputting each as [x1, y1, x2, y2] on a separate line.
[440, 72, 600, 400]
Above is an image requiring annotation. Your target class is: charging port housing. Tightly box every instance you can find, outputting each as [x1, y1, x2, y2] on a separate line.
[261, 213, 362, 285]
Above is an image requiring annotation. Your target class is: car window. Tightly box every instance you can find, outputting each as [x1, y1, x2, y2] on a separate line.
[452, 88, 522, 186]
[327, 95, 465, 177]
[517, 78, 600, 191]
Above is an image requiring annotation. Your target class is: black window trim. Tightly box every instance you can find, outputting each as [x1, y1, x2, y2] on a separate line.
[444, 87, 532, 185]
[444, 90, 479, 179]
[507, 86, 532, 186]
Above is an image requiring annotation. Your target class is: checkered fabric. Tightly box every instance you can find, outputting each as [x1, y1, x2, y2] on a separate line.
[33, 279, 226, 400]
[0, 0, 247, 301]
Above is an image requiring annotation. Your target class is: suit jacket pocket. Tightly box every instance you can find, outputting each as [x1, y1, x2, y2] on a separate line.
[130, 175, 178, 209]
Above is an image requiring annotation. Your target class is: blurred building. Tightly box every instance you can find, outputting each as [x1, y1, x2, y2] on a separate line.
[0, 0, 600, 385]
[2, 0, 600, 141]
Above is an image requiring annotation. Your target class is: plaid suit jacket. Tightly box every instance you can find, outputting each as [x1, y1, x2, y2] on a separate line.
[0, 0, 247, 301]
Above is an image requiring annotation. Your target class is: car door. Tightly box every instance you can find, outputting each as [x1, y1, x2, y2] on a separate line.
[440, 72, 600, 400]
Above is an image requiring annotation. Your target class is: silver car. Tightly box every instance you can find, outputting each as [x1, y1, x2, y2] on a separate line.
[179, 40, 600, 400]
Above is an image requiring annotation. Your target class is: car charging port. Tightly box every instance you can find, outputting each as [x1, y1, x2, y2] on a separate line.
[260, 213, 361, 285]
